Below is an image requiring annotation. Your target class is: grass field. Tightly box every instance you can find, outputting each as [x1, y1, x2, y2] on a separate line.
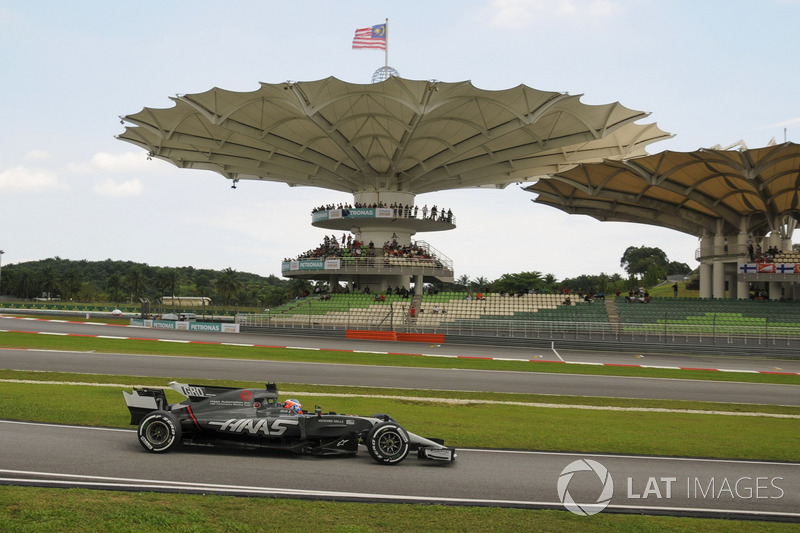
[2, 330, 799, 385]
[1, 326, 798, 531]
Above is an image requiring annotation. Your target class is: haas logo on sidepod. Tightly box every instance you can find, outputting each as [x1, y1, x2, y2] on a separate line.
[209, 418, 299, 436]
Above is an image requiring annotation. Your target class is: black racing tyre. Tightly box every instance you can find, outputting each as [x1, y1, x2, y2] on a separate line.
[366, 421, 410, 465]
[137, 411, 181, 453]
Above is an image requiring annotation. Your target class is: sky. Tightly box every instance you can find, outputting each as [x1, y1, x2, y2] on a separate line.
[2, 0, 799, 284]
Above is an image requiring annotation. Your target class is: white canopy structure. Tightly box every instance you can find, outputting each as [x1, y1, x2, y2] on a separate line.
[118, 76, 670, 292]
[118, 76, 669, 194]
[526, 143, 800, 300]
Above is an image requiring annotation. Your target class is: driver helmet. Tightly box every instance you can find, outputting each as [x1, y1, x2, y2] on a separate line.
[283, 399, 302, 413]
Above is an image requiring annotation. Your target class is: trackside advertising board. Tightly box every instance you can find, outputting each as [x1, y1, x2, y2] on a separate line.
[130, 319, 240, 333]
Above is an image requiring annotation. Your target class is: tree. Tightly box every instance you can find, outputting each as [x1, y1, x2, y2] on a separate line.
[106, 273, 123, 304]
[166, 269, 180, 296]
[215, 267, 243, 305]
[61, 267, 81, 300]
[126, 267, 147, 301]
[286, 278, 312, 299]
[455, 274, 471, 291]
[39, 264, 60, 299]
[155, 268, 180, 297]
[620, 246, 669, 277]
[643, 265, 667, 288]
[13, 268, 36, 299]
[471, 276, 489, 292]
[491, 271, 543, 294]
[666, 261, 691, 276]
[261, 286, 287, 308]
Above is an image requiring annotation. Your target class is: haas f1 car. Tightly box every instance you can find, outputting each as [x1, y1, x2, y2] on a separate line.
[123, 381, 456, 465]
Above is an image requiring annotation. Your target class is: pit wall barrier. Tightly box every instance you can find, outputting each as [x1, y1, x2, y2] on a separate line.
[346, 330, 445, 343]
[130, 319, 240, 333]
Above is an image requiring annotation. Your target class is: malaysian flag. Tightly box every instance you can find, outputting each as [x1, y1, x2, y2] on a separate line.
[352, 24, 387, 50]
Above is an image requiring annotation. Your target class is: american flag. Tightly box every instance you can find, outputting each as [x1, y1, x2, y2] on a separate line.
[352, 24, 387, 50]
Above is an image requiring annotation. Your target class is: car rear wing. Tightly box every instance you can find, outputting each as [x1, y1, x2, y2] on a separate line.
[123, 387, 168, 425]
[167, 381, 279, 401]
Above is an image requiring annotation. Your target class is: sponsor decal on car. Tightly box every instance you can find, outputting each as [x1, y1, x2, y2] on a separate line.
[208, 418, 299, 436]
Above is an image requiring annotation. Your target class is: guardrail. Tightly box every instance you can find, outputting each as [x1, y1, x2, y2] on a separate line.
[237, 313, 800, 351]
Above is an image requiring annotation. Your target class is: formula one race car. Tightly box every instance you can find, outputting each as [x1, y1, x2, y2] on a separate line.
[123, 381, 456, 465]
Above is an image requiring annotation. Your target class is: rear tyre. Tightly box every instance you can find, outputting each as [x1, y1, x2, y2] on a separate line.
[137, 411, 181, 452]
[366, 422, 410, 465]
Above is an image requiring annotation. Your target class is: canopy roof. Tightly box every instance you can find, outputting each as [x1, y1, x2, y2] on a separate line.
[118, 76, 670, 195]
[525, 143, 800, 239]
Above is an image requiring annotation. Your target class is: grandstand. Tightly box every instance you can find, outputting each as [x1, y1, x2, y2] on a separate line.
[250, 292, 608, 328]
[240, 292, 800, 348]
[615, 296, 800, 336]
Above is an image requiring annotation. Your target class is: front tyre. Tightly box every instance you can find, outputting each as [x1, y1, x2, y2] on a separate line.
[137, 411, 181, 452]
[366, 422, 410, 465]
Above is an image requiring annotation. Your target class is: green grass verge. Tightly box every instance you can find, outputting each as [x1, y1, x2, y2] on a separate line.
[2, 371, 798, 461]
[2, 329, 799, 529]
[2, 331, 800, 385]
[3, 486, 797, 533]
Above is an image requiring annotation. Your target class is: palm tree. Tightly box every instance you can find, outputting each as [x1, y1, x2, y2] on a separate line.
[126, 267, 147, 301]
[472, 276, 489, 292]
[287, 278, 312, 299]
[40, 265, 60, 299]
[61, 267, 81, 301]
[215, 267, 243, 305]
[13, 268, 36, 299]
[166, 269, 180, 297]
[106, 273, 123, 304]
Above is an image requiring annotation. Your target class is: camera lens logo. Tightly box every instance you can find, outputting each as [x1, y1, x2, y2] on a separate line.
[557, 459, 614, 516]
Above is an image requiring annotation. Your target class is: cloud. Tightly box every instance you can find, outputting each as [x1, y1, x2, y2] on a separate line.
[93, 178, 144, 197]
[763, 116, 800, 129]
[66, 151, 159, 174]
[24, 150, 52, 161]
[0, 165, 67, 192]
[485, 0, 622, 28]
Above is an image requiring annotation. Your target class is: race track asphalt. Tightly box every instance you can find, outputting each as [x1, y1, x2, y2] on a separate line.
[1, 317, 799, 520]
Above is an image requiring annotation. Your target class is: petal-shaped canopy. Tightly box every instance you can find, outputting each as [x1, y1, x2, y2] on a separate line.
[526, 143, 800, 239]
[118, 76, 670, 195]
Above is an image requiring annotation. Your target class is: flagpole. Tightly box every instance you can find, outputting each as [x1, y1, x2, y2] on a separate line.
[384, 18, 389, 68]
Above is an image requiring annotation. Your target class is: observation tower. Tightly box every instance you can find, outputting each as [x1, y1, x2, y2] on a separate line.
[118, 76, 670, 293]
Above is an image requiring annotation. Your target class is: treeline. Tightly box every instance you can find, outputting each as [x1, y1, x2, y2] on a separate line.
[431, 246, 693, 295]
[0, 257, 310, 308]
[430, 271, 632, 296]
[0, 246, 693, 308]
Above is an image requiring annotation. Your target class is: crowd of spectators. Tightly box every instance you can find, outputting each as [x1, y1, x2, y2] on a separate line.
[383, 238, 438, 263]
[746, 234, 786, 262]
[286, 233, 442, 267]
[311, 202, 454, 223]
[287, 233, 375, 262]
[623, 288, 650, 304]
[754, 245, 783, 263]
